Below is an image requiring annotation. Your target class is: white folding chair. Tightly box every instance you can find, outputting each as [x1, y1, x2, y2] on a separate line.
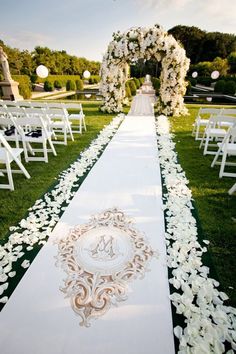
[11, 113, 57, 163]
[228, 183, 236, 195]
[0, 108, 21, 148]
[0, 132, 30, 190]
[200, 115, 236, 155]
[44, 107, 74, 145]
[211, 125, 236, 178]
[62, 103, 86, 134]
[222, 108, 236, 116]
[192, 108, 222, 140]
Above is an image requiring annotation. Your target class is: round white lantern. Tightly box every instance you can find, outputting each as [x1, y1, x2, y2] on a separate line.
[206, 97, 212, 102]
[36, 65, 49, 78]
[85, 94, 91, 99]
[83, 70, 91, 79]
[211, 71, 220, 80]
[192, 71, 198, 78]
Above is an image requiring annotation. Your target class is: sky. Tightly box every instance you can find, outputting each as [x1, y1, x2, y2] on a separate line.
[0, 0, 235, 62]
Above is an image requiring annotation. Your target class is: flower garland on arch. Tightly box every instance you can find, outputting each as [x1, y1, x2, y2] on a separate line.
[100, 24, 190, 116]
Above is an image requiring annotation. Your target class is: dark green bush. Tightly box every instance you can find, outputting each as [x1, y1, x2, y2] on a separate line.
[214, 80, 226, 93]
[152, 77, 160, 94]
[186, 81, 192, 94]
[75, 79, 84, 90]
[133, 77, 140, 89]
[189, 78, 197, 86]
[127, 80, 137, 96]
[30, 74, 37, 84]
[44, 80, 54, 92]
[66, 80, 76, 91]
[54, 80, 62, 89]
[197, 76, 212, 86]
[139, 77, 145, 85]
[125, 83, 131, 98]
[12, 75, 32, 99]
[223, 80, 236, 95]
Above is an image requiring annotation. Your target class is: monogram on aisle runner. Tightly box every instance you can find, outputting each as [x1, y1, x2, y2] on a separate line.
[56, 208, 157, 327]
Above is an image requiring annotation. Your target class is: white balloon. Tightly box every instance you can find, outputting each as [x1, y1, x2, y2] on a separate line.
[85, 94, 91, 98]
[192, 71, 198, 78]
[36, 65, 49, 78]
[206, 97, 212, 102]
[211, 71, 220, 80]
[83, 70, 91, 79]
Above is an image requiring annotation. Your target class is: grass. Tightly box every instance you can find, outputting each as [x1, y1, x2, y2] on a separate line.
[170, 104, 236, 306]
[0, 101, 114, 244]
[1, 101, 236, 307]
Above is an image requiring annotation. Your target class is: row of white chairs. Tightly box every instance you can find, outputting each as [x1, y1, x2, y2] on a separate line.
[192, 107, 236, 141]
[0, 101, 87, 190]
[192, 107, 236, 194]
[0, 100, 87, 135]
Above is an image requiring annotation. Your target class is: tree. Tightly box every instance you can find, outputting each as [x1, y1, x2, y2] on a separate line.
[227, 52, 236, 73]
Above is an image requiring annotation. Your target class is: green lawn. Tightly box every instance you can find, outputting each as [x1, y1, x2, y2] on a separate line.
[1, 101, 236, 307]
[171, 104, 236, 306]
[0, 101, 114, 244]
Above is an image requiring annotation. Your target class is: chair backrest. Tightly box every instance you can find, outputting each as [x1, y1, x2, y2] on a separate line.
[63, 102, 82, 110]
[24, 107, 44, 116]
[0, 100, 18, 107]
[0, 132, 19, 159]
[11, 115, 49, 138]
[222, 108, 236, 116]
[16, 101, 33, 108]
[5, 106, 26, 118]
[208, 115, 236, 128]
[30, 101, 48, 109]
[199, 108, 222, 115]
[44, 107, 67, 121]
[46, 102, 63, 109]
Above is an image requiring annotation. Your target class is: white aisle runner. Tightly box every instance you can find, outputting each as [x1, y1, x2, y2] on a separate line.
[0, 115, 175, 354]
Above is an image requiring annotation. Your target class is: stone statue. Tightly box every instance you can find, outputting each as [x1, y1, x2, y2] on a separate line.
[0, 46, 13, 82]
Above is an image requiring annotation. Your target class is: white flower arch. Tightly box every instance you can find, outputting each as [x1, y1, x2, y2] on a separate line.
[100, 24, 190, 116]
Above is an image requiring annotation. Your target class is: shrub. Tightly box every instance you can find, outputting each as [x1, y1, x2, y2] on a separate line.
[223, 80, 236, 95]
[139, 77, 145, 85]
[186, 81, 192, 94]
[197, 76, 212, 86]
[133, 77, 140, 89]
[152, 77, 160, 94]
[125, 83, 131, 98]
[127, 80, 137, 96]
[44, 80, 54, 92]
[12, 75, 31, 99]
[54, 80, 62, 89]
[30, 74, 37, 84]
[66, 80, 76, 91]
[189, 78, 197, 86]
[76, 79, 84, 90]
[214, 80, 226, 93]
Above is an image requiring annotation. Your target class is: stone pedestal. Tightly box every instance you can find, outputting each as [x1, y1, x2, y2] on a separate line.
[0, 80, 23, 101]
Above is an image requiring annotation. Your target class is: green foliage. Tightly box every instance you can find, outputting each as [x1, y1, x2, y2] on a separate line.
[75, 79, 84, 90]
[133, 77, 140, 89]
[139, 77, 145, 85]
[189, 78, 197, 86]
[186, 80, 192, 94]
[171, 105, 236, 306]
[125, 83, 131, 98]
[223, 80, 236, 94]
[36, 75, 81, 86]
[88, 75, 100, 84]
[44, 80, 54, 92]
[214, 80, 226, 93]
[127, 79, 137, 96]
[197, 76, 212, 86]
[152, 77, 160, 94]
[54, 80, 62, 89]
[12, 75, 31, 99]
[169, 25, 236, 63]
[227, 52, 236, 73]
[66, 80, 76, 91]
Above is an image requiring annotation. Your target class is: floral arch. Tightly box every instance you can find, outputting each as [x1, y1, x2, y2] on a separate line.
[100, 24, 190, 116]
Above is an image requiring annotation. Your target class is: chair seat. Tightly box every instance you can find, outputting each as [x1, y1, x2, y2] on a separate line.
[0, 147, 23, 163]
[222, 143, 236, 154]
[198, 119, 209, 125]
[51, 121, 72, 127]
[68, 114, 84, 120]
[206, 128, 226, 136]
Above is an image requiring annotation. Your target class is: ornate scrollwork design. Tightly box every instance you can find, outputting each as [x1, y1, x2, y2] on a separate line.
[55, 208, 157, 327]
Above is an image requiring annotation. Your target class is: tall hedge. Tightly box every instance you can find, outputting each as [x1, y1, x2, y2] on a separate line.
[12, 75, 31, 99]
[35, 75, 82, 87]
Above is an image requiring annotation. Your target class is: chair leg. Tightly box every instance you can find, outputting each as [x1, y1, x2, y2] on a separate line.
[14, 154, 31, 179]
[203, 135, 210, 155]
[83, 117, 87, 131]
[48, 138, 57, 156]
[219, 151, 227, 178]
[211, 146, 221, 167]
[228, 183, 236, 195]
[6, 154, 14, 191]
[195, 125, 200, 140]
[80, 119, 82, 134]
[68, 125, 74, 141]
[22, 141, 29, 162]
[43, 140, 48, 163]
